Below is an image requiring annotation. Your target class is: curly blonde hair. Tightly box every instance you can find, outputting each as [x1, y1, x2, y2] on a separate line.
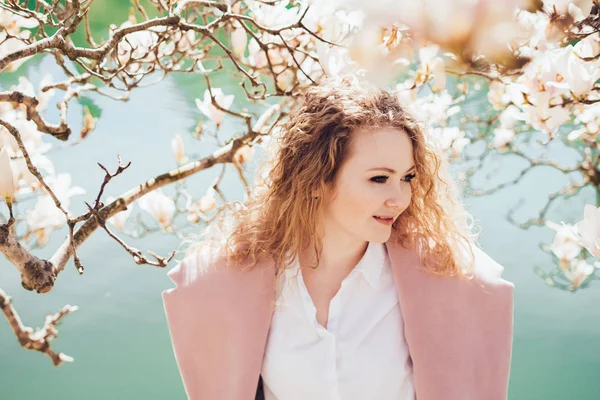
[198, 75, 479, 288]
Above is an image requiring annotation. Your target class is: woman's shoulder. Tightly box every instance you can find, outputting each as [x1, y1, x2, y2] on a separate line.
[471, 245, 512, 285]
[166, 242, 229, 289]
[450, 238, 514, 291]
[165, 240, 275, 291]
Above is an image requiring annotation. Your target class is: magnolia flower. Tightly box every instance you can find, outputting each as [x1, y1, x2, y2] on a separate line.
[520, 91, 571, 133]
[0, 9, 37, 72]
[276, 69, 296, 92]
[429, 127, 469, 158]
[487, 81, 511, 110]
[498, 105, 524, 130]
[316, 42, 359, 78]
[569, 102, 600, 141]
[24, 174, 84, 246]
[543, 0, 594, 17]
[0, 36, 31, 73]
[11, 153, 54, 194]
[171, 134, 188, 165]
[231, 26, 247, 58]
[234, 145, 255, 164]
[574, 204, 600, 257]
[114, 21, 158, 65]
[138, 189, 176, 231]
[429, 57, 446, 93]
[492, 128, 515, 152]
[247, 38, 268, 68]
[106, 196, 132, 232]
[546, 220, 582, 261]
[0, 147, 15, 201]
[187, 188, 217, 224]
[245, 0, 300, 29]
[25, 195, 65, 246]
[45, 173, 86, 209]
[549, 45, 600, 99]
[564, 259, 594, 290]
[0, 7, 39, 35]
[416, 45, 447, 93]
[195, 88, 235, 127]
[187, 201, 204, 224]
[199, 188, 217, 213]
[0, 113, 43, 154]
[340, 0, 524, 62]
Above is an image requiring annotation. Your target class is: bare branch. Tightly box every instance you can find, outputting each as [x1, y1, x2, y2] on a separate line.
[0, 288, 76, 366]
[0, 91, 71, 140]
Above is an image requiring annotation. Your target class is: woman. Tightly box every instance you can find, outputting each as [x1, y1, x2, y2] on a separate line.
[162, 75, 514, 400]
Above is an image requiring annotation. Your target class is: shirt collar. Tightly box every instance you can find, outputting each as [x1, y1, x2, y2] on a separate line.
[354, 241, 387, 289]
[284, 241, 387, 289]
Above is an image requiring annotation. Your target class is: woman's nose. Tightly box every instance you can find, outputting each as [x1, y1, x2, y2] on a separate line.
[385, 185, 410, 209]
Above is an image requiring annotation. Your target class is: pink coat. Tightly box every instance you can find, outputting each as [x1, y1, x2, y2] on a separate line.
[162, 235, 514, 400]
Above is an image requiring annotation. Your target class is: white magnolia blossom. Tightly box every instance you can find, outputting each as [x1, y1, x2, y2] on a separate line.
[234, 145, 255, 164]
[569, 102, 600, 141]
[546, 220, 582, 261]
[171, 134, 188, 165]
[46, 174, 86, 208]
[564, 259, 595, 289]
[401, 91, 461, 137]
[305, 0, 362, 43]
[231, 25, 248, 58]
[195, 88, 235, 127]
[0, 111, 45, 154]
[514, 8, 556, 55]
[316, 41, 359, 78]
[418, 45, 446, 93]
[492, 128, 515, 152]
[574, 204, 600, 257]
[431, 127, 470, 158]
[106, 196, 133, 232]
[498, 105, 525, 130]
[26, 195, 65, 246]
[0, 8, 37, 72]
[340, 0, 524, 61]
[114, 20, 159, 65]
[488, 81, 511, 110]
[138, 189, 176, 231]
[187, 188, 217, 224]
[549, 44, 600, 98]
[11, 153, 55, 194]
[542, 0, 594, 17]
[246, 0, 300, 29]
[520, 91, 571, 134]
[0, 147, 15, 201]
[186, 201, 204, 224]
[199, 188, 217, 213]
[25, 174, 85, 246]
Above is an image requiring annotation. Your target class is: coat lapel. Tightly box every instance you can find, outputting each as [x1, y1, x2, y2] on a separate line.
[386, 239, 514, 400]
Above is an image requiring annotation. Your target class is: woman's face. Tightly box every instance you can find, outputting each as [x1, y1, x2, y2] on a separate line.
[318, 126, 415, 244]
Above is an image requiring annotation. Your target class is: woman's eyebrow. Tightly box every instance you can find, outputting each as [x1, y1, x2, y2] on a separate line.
[367, 165, 415, 174]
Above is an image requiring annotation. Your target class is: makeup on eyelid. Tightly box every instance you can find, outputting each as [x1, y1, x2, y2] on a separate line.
[370, 173, 416, 184]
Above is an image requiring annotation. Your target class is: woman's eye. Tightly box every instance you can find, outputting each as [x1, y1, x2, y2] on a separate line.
[371, 176, 388, 184]
[371, 173, 416, 184]
[403, 173, 416, 183]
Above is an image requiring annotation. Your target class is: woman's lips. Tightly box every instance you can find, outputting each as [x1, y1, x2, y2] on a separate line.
[373, 216, 394, 225]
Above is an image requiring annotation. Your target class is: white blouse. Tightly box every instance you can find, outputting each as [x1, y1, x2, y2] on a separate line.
[261, 241, 416, 400]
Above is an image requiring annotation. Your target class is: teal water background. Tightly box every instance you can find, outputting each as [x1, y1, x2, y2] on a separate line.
[1, 2, 600, 399]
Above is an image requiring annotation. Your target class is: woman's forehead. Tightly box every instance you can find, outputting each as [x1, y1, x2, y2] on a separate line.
[347, 127, 414, 169]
